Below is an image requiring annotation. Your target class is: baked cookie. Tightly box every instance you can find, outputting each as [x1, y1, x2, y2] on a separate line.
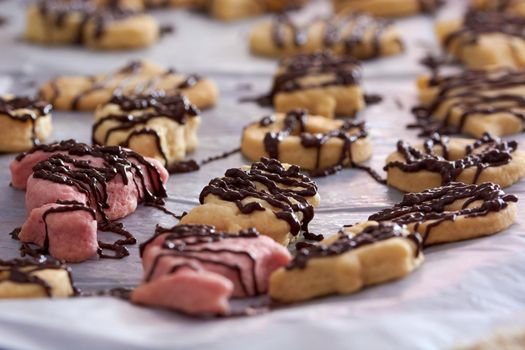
[455, 326, 525, 350]
[470, 0, 525, 16]
[38, 60, 218, 111]
[436, 10, 525, 70]
[96, 0, 145, 10]
[250, 13, 404, 59]
[0, 258, 76, 298]
[384, 133, 525, 193]
[413, 69, 525, 138]
[369, 182, 518, 246]
[180, 157, 320, 246]
[131, 225, 291, 315]
[262, 52, 365, 118]
[241, 110, 372, 174]
[0, 95, 52, 153]
[269, 221, 423, 303]
[25, 0, 160, 50]
[332, 0, 443, 17]
[93, 93, 201, 168]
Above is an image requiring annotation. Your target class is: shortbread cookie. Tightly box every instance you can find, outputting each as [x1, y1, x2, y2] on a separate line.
[436, 10, 525, 70]
[93, 93, 201, 168]
[0, 95, 52, 153]
[269, 222, 423, 303]
[180, 157, 320, 245]
[264, 52, 365, 118]
[413, 69, 525, 138]
[25, 0, 160, 50]
[132, 225, 291, 315]
[241, 110, 372, 173]
[384, 133, 525, 193]
[208, 0, 308, 21]
[250, 13, 404, 59]
[0, 258, 76, 298]
[369, 182, 518, 246]
[39, 60, 218, 111]
[455, 326, 525, 350]
[333, 0, 443, 17]
[471, 0, 525, 16]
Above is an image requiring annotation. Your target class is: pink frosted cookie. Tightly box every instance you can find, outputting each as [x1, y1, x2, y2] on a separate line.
[131, 224, 291, 316]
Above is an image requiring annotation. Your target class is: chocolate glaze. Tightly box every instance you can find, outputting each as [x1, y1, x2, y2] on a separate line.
[385, 133, 518, 185]
[418, 0, 444, 13]
[286, 223, 422, 270]
[270, 13, 400, 59]
[199, 157, 317, 239]
[369, 182, 518, 245]
[409, 69, 525, 137]
[0, 96, 52, 146]
[0, 257, 77, 296]
[140, 225, 261, 296]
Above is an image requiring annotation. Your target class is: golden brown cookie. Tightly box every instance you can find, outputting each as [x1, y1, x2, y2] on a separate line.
[180, 157, 320, 246]
[369, 182, 518, 246]
[384, 133, 525, 193]
[470, 0, 525, 16]
[413, 69, 525, 138]
[0, 258, 76, 299]
[241, 110, 372, 174]
[93, 93, 201, 168]
[0, 95, 52, 153]
[39, 60, 218, 111]
[269, 221, 423, 303]
[333, 0, 443, 17]
[250, 13, 404, 59]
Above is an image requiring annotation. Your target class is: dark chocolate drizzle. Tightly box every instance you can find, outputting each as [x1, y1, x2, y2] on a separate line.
[199, 157, 317, 239]
[0, 96, 52, 147]
[409, 68, 525, 137]
[384, 133, 518, 185]
[0, 257, 77, 296]
[286, 223, 422, 270]
[369, 182, 518, 245]
[140, 225, 262, 296]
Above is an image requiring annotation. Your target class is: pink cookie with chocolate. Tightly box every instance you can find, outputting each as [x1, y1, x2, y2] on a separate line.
[132, 225, 291, 316]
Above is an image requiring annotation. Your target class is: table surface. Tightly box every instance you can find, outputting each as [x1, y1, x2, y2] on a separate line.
[1, 1, 525, 350]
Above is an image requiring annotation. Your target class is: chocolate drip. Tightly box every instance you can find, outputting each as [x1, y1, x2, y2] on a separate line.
[286, 223, 422, 270]
[199, 157, 317, 238]
[385, 133, 517, 185]
[409, 69, 525, 137]
[270, 13, 397, 59]
[0, 257, 77, 296]
[140, 225, 261, 296]
[418, 0, 444, 13]
[0, 96, 52, 146]
[167, 148, 241, 174]
[369, 182, 518, 244]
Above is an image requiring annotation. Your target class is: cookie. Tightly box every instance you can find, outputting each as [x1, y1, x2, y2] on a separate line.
[332, 0, 443, 17]
[263, 52, 365, 118]
[0, 95, 52, 153]
[249, 13, 404, 59]
[180, 157, 320, 246]
[436, 10, 525, 70]
[413, 69, 525, 138]
[241, 110, 372, 174]
[269, 221, 423, 303]
[369, 182, 518, 246]
[131, 225, 291, 315]
[38, 60, 218, 111]
[470, 0, 525, 16]
[93, 93, 201, 168]
[25, 0, 160, 50]
[455, 326, 525, 350]
[0, 258, 76, 298]
[384, 133, 525, 193]
[208, 0, 308, 21]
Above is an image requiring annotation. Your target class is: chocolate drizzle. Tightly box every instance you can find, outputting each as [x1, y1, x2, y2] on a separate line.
[199, 157, 317, 238]
[140, 225, 262, 296]
[286, 223, 422, 270]
[270, 13, 400, 59]
[0, 96, 52, 146]
[17, 139, 167, 259]
[409, 69, 525, 137]
[0, 257, 77, 296]
[385, 133, 518, 185]
[369, 182, 518, 245]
